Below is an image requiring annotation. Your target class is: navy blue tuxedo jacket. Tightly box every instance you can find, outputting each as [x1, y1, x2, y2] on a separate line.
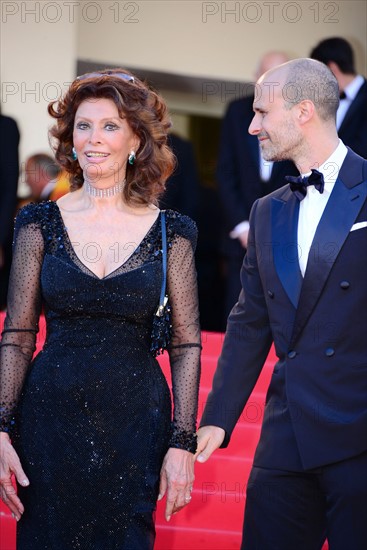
[216, 96, 298, 257]
[201, 148, 367, 470]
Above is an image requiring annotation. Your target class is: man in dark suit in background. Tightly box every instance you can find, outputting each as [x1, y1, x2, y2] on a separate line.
[23, 153, 61, 203]
[0, 114, 20, 309]
[217, 51, 299, 319]
[197, 58, 367, 550]
[159, 132, 200, 221]
[311, 37, 367, 158]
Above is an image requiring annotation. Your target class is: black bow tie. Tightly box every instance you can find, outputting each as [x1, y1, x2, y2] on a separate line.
[285, 169, 325, 201]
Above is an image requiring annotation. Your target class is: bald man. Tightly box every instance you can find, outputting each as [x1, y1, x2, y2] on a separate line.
[198, 59, 367, 550]
[216, 51, 298, 321]
[24, 153, 61, 202]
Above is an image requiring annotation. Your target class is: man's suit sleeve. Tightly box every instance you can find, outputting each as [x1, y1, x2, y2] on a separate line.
[171, 137, 200, 221]
[216, 100, 251, 229]
[200, 199, 273, 445]
[162, 133, 200, 220]
[338, 80, 367, 159]
[0, 116, 20, 246]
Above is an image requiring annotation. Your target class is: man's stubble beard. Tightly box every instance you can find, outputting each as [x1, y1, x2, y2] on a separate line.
[260, 124, 302, 163]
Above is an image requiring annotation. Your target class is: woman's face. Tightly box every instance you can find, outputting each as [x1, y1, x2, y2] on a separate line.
[73, 97, 139, 185]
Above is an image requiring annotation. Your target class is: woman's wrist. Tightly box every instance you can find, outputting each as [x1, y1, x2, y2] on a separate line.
[169, 429, 197, 454]
[0, 431, 11, 442]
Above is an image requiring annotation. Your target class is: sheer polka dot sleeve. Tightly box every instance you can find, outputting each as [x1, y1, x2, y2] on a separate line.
[0, 206, 44, 434]
[166, 214, 201, 453]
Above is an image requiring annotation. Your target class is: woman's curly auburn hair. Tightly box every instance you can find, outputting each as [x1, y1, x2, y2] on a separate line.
[48, 69, 175, 206]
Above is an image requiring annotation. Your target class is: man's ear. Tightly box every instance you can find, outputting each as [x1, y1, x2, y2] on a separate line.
[327, 61, 340, 78]
[296, 100, 315, 125]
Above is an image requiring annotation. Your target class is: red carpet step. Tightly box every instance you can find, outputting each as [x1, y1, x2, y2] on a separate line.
[0, 315, 329, 549]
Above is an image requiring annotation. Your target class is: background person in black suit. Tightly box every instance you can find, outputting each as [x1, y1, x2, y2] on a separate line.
[197, 58, 367, 550]
[216, 51, 299, 320]
[159, 132, 200, 220]
[311, 37, 367, 158]
[0, 113, 20, 310]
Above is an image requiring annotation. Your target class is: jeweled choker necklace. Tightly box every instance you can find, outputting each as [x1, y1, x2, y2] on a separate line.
[85, 180, 124, 198]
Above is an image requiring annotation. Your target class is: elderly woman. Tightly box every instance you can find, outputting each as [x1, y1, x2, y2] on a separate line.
[0, 69, 201, 549]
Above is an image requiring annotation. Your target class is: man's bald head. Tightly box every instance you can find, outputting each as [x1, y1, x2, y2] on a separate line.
[254, 51, 290, 81]
[260, 58, 339, 122]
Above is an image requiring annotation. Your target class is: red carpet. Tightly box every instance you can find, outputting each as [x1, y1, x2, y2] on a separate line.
[0, 314, 329, 549]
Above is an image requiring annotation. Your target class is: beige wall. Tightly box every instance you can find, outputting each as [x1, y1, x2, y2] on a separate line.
[77, 0, 367, 79]
[1, 0, 366, 173]
[1, 3, 76, 180]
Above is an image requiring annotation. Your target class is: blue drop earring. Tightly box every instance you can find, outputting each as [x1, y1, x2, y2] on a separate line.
[128, 151, 136, 165]
[72, 147, 77, 161]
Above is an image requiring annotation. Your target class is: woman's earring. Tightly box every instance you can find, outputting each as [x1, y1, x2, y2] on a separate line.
[128, 151, 136, 165]
[72, 147, 77, 161]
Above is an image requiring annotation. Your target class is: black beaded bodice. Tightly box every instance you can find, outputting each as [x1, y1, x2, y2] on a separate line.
[0, 201, 201, 451]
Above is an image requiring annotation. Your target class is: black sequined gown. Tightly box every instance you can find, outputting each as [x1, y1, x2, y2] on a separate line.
[0, 202, 201, 550]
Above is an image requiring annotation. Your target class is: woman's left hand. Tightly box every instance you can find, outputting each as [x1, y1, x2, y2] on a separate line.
[158, 447, 195, 521]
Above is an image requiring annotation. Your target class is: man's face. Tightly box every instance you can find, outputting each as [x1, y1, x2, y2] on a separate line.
[248, 72, 302, 162]
[25, 160, 44, 197]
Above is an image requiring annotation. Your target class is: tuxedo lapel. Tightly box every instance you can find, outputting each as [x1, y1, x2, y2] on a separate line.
[291, 162, 367, 344]
[272, 191, 302, 309]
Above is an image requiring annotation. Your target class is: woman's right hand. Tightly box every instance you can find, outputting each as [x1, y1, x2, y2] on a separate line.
[0, 432, 29, 520]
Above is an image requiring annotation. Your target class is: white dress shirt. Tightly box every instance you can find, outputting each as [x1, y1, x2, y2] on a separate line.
[259, 142, 274, 182]
[297, 140, 348, 276]
[40, 178, 57, 199]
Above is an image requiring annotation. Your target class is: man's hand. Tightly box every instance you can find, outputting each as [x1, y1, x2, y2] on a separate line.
[237, 228, 249, 249]
[195, 426, 225, 463]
